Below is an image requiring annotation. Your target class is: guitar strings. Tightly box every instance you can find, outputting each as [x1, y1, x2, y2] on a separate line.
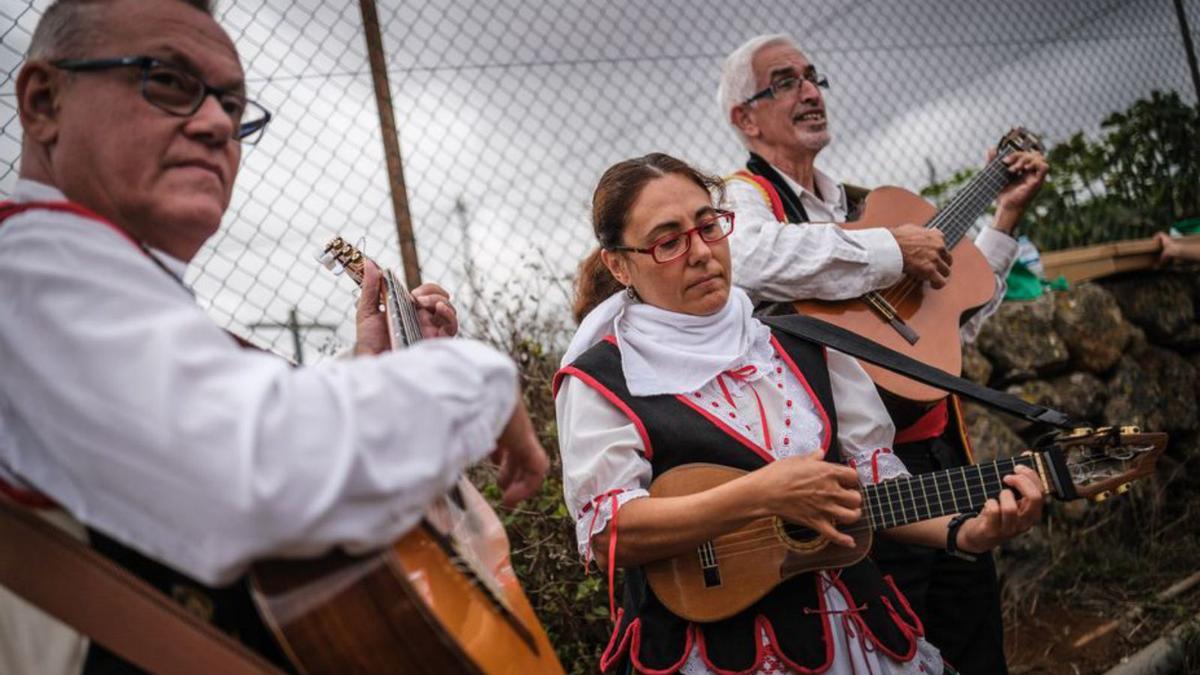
[880, 160, 1012, 309]
[703, 453, 1124, 558]
[880, 172, 1008, 307]
[705, 468, 1027, 553]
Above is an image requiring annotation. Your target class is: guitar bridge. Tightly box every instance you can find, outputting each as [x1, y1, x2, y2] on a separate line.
[863, 291, 919, 345]
[698, 541, 721, 588]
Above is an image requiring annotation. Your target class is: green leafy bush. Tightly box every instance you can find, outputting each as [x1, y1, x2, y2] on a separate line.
[922, 90, 1199, 251]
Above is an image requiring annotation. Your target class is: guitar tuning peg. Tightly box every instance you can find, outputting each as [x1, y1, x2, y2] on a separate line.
[330, 262, 345, 276]
[1091, 490, 1112, 503]
[1065, 427, 1094, 438]
[1119, 426, 1141, 434]
[315, 249, 336, 268]
[1115, 483, 1131, 495]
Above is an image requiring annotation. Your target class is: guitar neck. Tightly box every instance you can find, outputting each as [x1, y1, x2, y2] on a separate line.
[862, 454, 1041, 530]
[382, 269, 423, 349]
[927, 148, 1019, 249]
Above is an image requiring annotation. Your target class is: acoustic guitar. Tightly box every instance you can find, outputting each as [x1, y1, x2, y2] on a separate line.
[248, 237, 564, 675]
[794, 129, 1044, 403]
[644, 426, 1165, 623]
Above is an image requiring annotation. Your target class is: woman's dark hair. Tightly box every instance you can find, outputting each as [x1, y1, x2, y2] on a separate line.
[572, 153, 725, 323]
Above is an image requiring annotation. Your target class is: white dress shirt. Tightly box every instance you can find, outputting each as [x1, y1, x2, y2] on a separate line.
[725, 163, 1018, 342]
[0, 179, 519, 586]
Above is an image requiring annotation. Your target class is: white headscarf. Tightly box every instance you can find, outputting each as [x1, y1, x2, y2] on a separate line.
[561, 287, 774, 396]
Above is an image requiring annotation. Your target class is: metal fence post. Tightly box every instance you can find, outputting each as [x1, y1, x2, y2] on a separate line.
[358, 0, 423, 289]
[1175, 0, 1200, 104]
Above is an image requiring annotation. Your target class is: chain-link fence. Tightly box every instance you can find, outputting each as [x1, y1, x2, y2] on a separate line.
[2, 0, 1198, 362]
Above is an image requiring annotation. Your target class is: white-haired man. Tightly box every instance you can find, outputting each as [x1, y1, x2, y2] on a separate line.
[0, 1, 548, 672]
[717, 34, 1049, 675]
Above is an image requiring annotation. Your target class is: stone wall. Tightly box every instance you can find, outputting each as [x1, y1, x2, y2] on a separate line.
[963, 267, 1200, 464]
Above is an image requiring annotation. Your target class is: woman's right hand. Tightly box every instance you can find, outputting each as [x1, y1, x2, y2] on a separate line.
[749, 455, 863, 548]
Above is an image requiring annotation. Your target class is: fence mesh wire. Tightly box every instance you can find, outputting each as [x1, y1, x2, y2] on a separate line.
[2, 0, 1197, 362]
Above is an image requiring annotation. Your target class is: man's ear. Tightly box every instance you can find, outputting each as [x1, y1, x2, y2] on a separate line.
[16, 62, 63, 145]
[731, 104, 759, 140]
[600, 248, 631, 287]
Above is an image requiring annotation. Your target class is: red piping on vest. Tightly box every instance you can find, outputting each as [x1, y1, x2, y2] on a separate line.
[892, 399, 949, 445]
[732, 170, 788, 222]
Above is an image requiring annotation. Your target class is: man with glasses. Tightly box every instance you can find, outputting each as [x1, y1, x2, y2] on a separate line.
[0, 1, 548, 672]
[717, 34, 1048, 674]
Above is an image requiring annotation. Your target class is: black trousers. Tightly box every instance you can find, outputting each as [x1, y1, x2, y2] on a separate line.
[871, 435, 1008, 675]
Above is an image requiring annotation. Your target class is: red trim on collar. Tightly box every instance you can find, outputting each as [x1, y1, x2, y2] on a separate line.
[0, 200, 139, 250]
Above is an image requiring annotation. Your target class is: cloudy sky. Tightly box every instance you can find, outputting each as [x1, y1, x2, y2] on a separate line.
[1, 0, 1196, 359]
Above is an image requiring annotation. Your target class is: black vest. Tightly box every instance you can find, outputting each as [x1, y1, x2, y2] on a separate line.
[744, 152, 870, 224]
[559, 329, 924, 673]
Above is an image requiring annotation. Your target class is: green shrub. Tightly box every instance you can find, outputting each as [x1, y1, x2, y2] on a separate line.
[921, 91, 1200, 251]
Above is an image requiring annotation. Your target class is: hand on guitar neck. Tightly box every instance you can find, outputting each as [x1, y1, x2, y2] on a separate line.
[991, 148, 1050, 234]
[885, 463, 1044, 555]
[355, 260, 459, 355]
[643, 428, 1165, 622]
[353, 259, 549, 507]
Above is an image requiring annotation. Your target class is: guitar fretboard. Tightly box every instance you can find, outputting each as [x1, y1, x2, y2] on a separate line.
[928, 146, 1019, 249]
[863, 455, 1039, 530]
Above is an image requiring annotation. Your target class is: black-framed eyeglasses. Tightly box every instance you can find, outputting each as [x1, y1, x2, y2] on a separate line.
[51, 56, 272, 145]
[608, 210, 735, 264]
[742, 66, 829, 106]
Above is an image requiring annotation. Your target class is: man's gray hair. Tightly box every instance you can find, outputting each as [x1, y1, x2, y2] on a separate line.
[716, 33, 800, 149]
[28, 0, 215, 59]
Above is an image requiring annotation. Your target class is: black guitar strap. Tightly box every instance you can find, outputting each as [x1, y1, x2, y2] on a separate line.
[760, 314, 1081, 429]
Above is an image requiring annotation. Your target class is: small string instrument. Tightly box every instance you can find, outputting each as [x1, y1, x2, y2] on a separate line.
[795, 128, 1045, 403]
[248, 237, 564, 675]
[644, 426, 1166, 623]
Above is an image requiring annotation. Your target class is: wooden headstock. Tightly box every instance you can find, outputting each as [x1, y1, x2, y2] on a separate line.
[998, 127, 1045, 155]
[1035, 426, 1168, 503]
[316, 236, 369, 287]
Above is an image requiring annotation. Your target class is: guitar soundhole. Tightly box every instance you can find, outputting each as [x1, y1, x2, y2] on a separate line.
[782, 522, 819, 543]
[777, 520, 828, 553]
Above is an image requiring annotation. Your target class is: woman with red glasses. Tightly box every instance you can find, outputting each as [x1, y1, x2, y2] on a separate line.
[554, 153, 1044, 674]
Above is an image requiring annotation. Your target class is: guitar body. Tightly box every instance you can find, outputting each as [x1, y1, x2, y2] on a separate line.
[643, 430, 1167, 625]
[260, 237, 565, 674]
[250, 479, 563, 675]
[643, 464, 871, 623]
[794, 186, 996, 402]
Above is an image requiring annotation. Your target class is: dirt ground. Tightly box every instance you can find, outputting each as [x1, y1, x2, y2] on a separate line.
[1006, 605, 1128, 674]
[1006, 601, 1197, 674]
